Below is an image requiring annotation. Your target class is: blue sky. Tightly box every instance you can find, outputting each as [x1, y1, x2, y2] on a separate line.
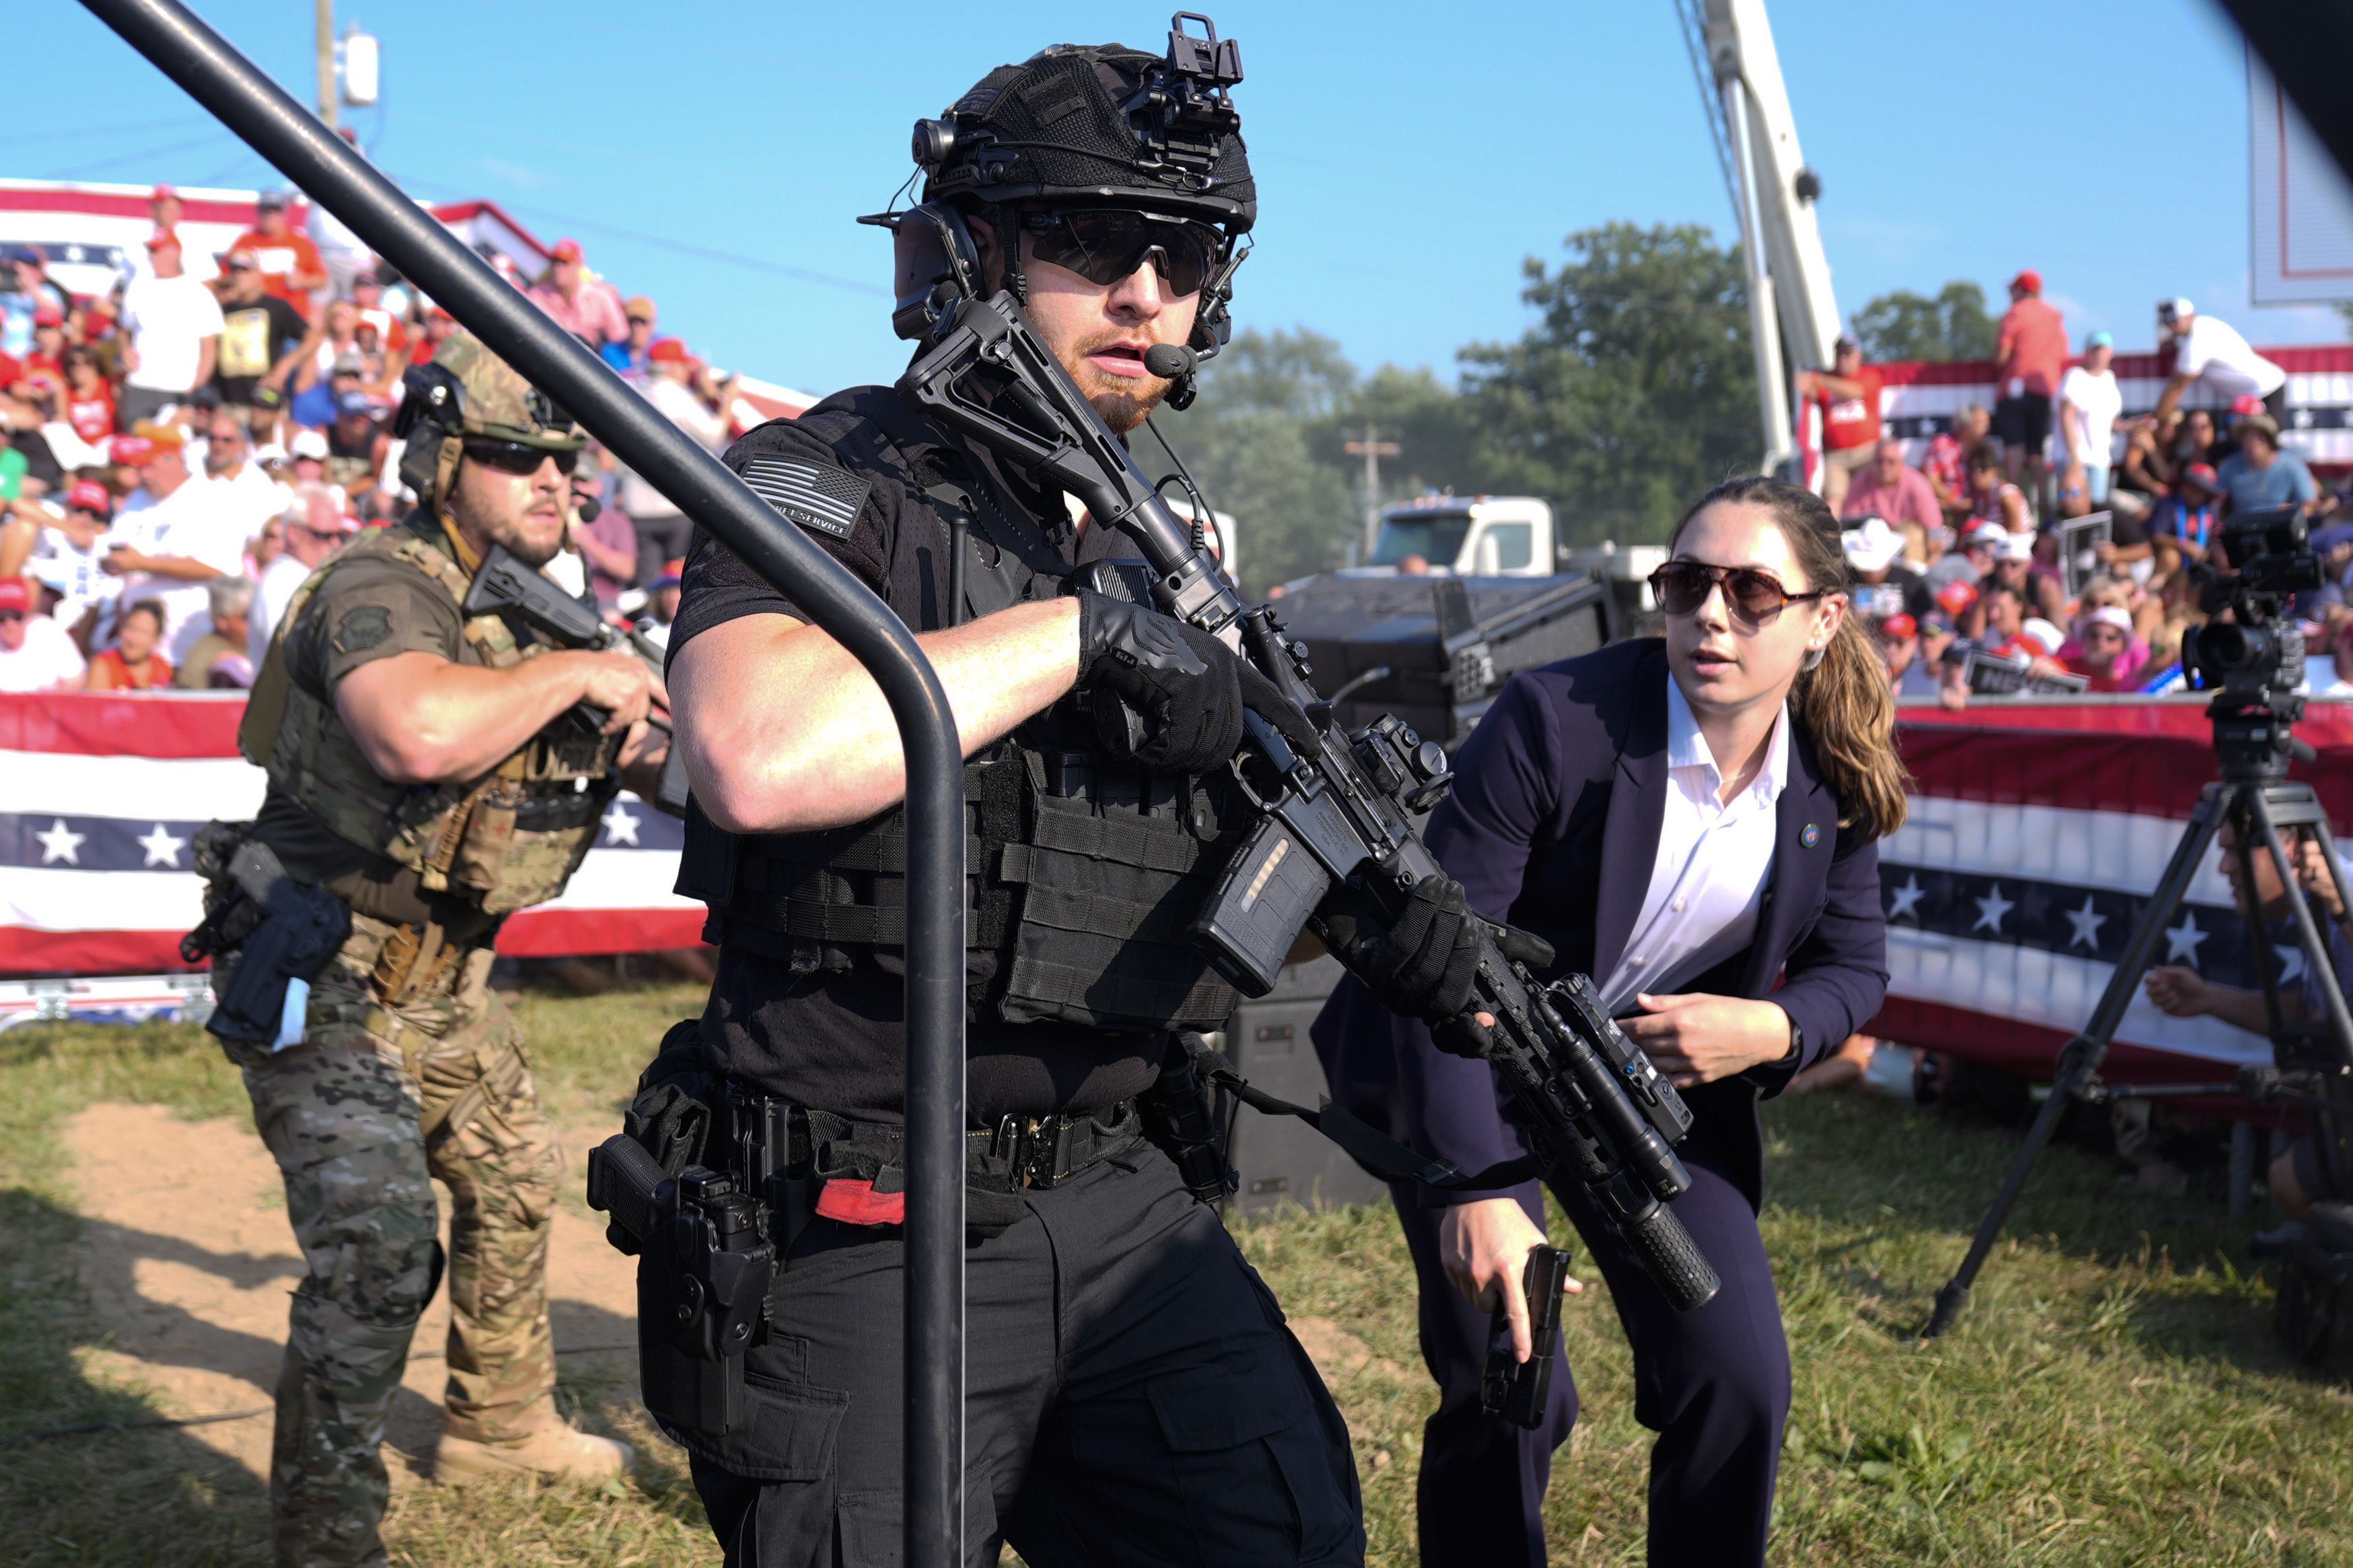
[15, 0, 2342, 395]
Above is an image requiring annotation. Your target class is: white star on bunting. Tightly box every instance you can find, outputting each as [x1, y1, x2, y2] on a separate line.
[2064, 896, 2107, 952]
[2164, 912, 2209, 967]
[1886, 874, 1925, 922]
[2273, 944, 2309, 986]
[136, 823, 186, 868]
[1972, 882, 2014, 935]
[601, 803, 640, 846]
[35, 818, 85, 865]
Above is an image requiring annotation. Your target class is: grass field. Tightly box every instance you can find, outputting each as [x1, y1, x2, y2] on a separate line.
[3, 982, 2350, 1566]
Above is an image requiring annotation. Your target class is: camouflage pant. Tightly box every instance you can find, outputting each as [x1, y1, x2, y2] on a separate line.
[222, 912, 562, 1568]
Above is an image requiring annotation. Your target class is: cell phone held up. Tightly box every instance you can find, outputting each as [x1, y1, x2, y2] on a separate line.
[1481, 1244, 1572, 1430]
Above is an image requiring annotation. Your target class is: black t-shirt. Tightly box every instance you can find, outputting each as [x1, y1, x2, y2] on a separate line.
[212, 293, 307, 407]
[672, 397, 1159, 1126]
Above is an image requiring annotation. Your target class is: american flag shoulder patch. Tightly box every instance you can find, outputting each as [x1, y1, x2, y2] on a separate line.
[739, 456, 872, 540]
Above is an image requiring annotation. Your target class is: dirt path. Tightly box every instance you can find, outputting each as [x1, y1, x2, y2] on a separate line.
[64, 1102, 638, 1486]
[63, 1103, 1404, 1497]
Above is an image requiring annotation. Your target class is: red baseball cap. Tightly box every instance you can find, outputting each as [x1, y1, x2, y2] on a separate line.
[110, 434, 153, 465]
[144, 227, 179, 251]
[150, 183, 177, 201]
[2180, 462, 2221, 494]
[648, 336, 690, 364]
[1878, 613, 1918, 641]
[32, 303, 62, 327]
[1936, 579, 1979, 618]
[2231, 393, 2265, 416]
[2010, 268, 2042, 293]
[65, 479, 112, 517]
[550, 238, 584, 264]
[0, 576, 29, 614]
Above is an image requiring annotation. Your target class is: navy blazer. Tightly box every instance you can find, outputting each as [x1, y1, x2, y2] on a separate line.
[1310, 637, 1890, 1210]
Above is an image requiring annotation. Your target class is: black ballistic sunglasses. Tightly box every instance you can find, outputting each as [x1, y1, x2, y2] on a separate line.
[1021, 208, 1223, 296]
[1648, 560, 1832, 626]
[463, 438, 580, 477]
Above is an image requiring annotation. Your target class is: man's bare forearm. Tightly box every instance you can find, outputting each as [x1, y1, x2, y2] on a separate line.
[675, 597, 1081, 835]
[337, 648, 606, 783]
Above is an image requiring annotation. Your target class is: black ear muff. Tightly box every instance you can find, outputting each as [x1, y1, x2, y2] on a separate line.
[887, 203, 986, 342]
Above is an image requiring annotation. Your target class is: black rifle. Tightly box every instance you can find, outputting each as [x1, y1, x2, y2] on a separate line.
[885, 206, 1719, 1311]
[459, 543, 691, 816]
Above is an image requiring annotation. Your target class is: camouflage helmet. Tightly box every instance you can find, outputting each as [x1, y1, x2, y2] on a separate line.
[394, 332, 584, 506]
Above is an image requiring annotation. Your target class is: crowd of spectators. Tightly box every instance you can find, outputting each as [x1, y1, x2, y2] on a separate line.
[1823, 272, 2353, 708]
[0, 181, 723, 695]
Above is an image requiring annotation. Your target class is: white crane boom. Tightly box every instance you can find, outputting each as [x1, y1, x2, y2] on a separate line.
[1676, 0, 1842, 479]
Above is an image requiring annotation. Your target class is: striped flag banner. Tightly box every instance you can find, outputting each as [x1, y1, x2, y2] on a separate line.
[1, 691, 702, 978]
[1876, 696, 2353, 1083]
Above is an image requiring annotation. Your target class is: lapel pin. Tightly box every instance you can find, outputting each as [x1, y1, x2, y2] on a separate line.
[1801, 822, 1821, 849]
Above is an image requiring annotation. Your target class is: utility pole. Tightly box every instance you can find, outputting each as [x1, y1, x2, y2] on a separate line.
[1344, 426, 1400, 561]
[314, 0, 338, 130]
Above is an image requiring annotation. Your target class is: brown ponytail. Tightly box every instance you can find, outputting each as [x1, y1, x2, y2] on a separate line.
[1668, 476, 1911, 839]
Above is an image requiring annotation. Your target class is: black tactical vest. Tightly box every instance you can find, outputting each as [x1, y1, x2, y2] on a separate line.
[676, 388, 1242, 1035]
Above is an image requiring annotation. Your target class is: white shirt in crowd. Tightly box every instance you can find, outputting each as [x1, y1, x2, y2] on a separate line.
[619, 377, 731, 521]
[118, 271, 225, 394]
[0, 613, 88, 693]
[111, 475, 273, 660]
[2057, 364, 2123, 468]
[2176, 315, 2286, 401]
[1595, 677, 1790, 1017]
[248, 551, 315, 669]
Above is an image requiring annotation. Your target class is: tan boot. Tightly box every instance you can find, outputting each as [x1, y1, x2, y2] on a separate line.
[436, 1420, 635, 1486]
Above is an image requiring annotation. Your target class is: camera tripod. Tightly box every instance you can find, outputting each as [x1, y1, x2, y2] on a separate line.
[1921, 684, 2353, 1340]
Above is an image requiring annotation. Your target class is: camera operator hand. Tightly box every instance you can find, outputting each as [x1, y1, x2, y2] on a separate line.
[1073, 588, 1250, 775]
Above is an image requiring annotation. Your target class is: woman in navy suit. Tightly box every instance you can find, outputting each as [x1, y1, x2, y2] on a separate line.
[1312, 477, 1904, 1567]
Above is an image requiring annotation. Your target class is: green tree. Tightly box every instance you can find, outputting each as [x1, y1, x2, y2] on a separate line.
[1456, 222, 1760, 547]
[1849, 280, 1997, 362]
[1169, 328, 1360, 593]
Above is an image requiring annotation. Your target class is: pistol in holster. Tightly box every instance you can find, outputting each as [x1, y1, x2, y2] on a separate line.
[182, 821, 351, 1047]
[586, 1133, 775, 1437]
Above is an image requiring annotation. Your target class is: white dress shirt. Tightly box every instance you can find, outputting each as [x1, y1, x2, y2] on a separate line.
[1595, 677, 1790, 1015]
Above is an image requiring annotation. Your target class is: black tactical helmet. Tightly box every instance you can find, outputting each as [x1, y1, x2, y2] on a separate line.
[915, 16, 1253, 235]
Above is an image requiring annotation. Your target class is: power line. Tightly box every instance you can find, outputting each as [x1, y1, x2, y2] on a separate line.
[44, 129, 242, 183]
[489, 202, 887, 299]
[0, 115, 203, 153]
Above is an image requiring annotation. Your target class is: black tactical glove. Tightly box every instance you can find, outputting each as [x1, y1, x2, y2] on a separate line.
[1317, 874, 1555, 1042]
[1074, 588, 1247, 775]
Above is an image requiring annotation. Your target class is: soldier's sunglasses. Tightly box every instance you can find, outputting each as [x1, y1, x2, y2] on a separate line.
[463, 439, 579, 477]
[1021, 208, 1223, 296]
[1648, 560, 1832, 626]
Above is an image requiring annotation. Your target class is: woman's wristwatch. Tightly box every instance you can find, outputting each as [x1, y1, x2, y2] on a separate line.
[1779, 1016, 1804, 1067]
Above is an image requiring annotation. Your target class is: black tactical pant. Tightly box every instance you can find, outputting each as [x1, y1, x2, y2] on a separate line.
[685, 1141, 1365, 1567]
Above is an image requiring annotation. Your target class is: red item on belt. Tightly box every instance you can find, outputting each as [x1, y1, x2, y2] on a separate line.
[815, 1178, 906, 1227]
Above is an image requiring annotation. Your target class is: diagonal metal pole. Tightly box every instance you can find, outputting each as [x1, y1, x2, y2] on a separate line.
[75, 2, 965, 1558]
[1921, 785, 2234, 1337]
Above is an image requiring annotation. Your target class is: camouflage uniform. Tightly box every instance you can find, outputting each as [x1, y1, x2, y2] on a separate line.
[217, 335, 613, 1568]
[219, 920, 559, 1567]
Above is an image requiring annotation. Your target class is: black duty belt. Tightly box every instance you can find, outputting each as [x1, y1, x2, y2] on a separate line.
[715, 1081, 1142, 1196]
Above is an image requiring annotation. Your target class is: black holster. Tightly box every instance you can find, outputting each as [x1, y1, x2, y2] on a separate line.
[183, 821, 351, 1047]
[1138, 1032, 1238, 1205]
[586, 1133, 775, 1437]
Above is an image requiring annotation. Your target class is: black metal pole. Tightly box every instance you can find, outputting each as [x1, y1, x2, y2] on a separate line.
[75, 2, 966, 1558]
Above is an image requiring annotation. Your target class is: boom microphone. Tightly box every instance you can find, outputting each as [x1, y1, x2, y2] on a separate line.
[1143, 343, 1197, 380]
